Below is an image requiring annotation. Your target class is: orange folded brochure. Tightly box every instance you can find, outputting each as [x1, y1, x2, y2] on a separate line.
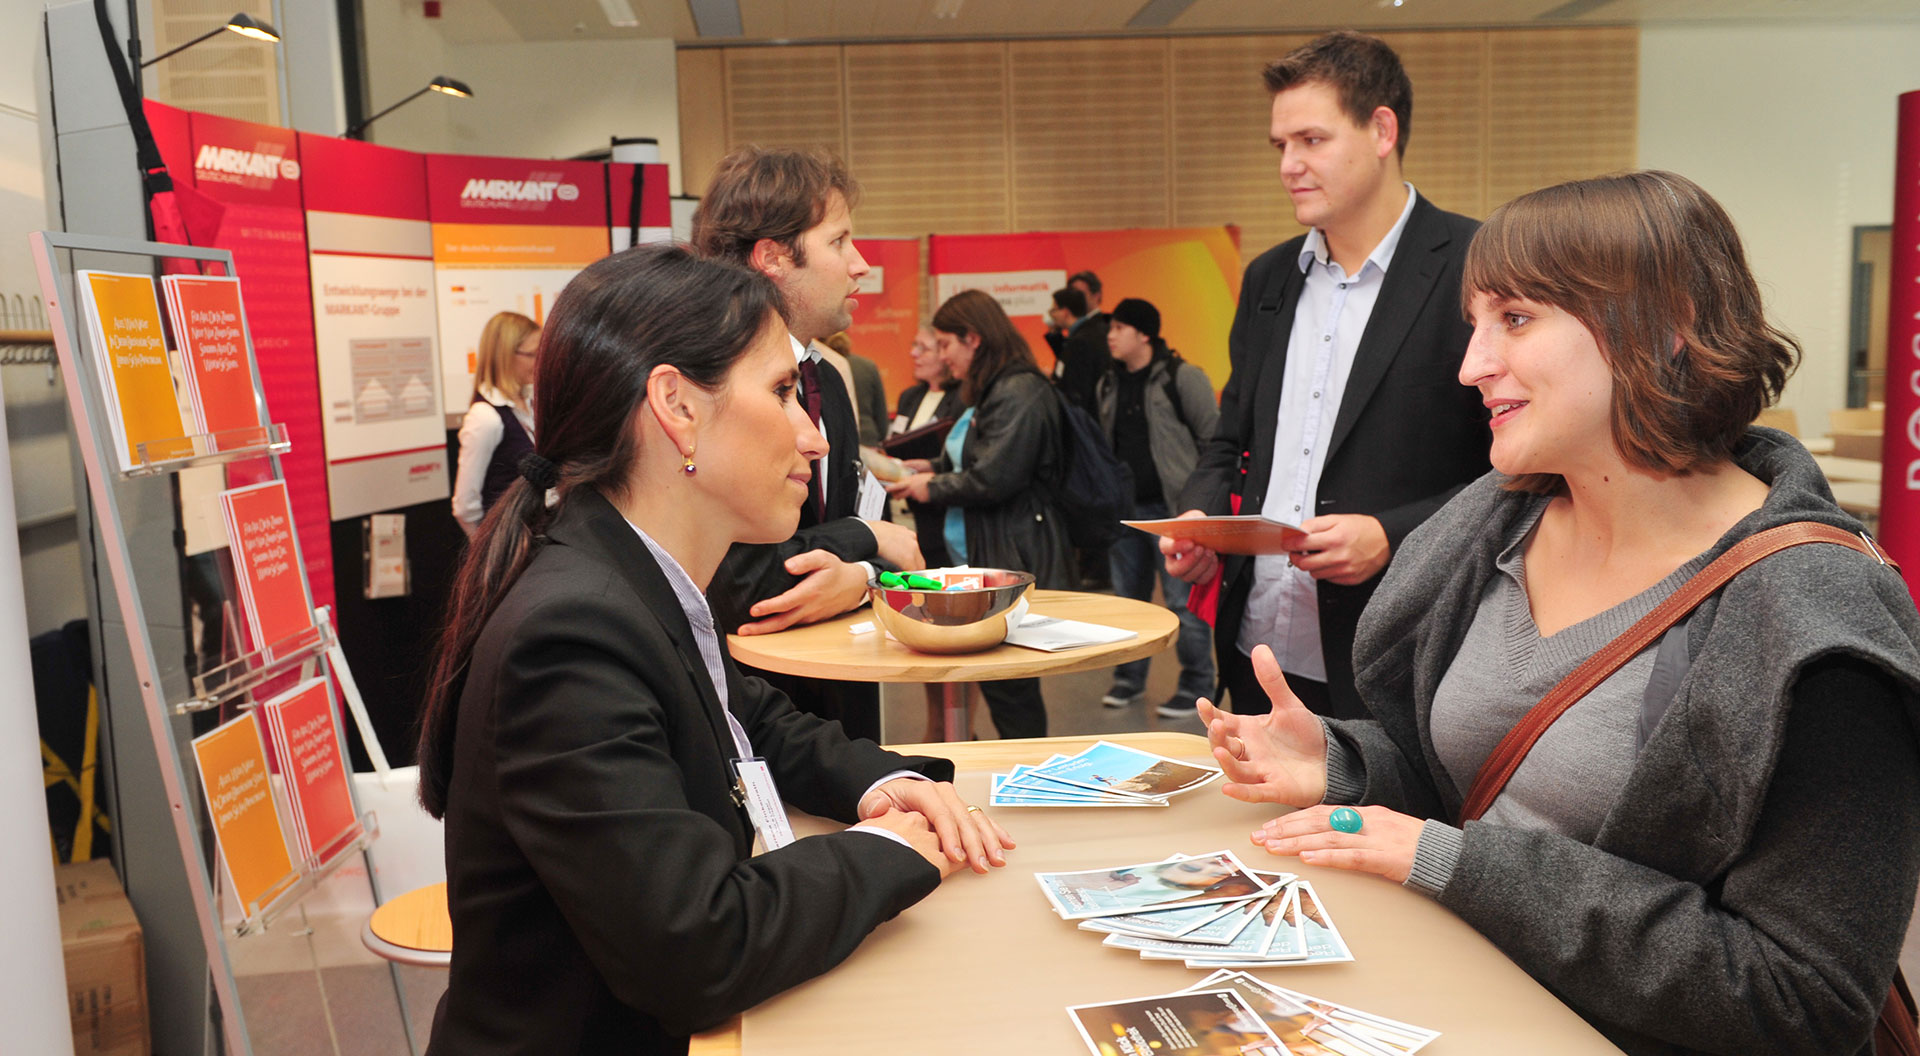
[190, 711, 298, 913]
[1122, 514, 1309, 556]
[219, 481, 317, 661]
[74, 270, 191, 470]
[161, 274, 268, 444]
[259, 677, 358, 867]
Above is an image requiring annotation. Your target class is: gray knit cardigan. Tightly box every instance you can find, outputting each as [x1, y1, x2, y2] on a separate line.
[1335, 427, 1920, 1055]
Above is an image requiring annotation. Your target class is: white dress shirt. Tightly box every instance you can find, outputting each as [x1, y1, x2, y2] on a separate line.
[452, 384, 534, 537]
[624, 515, 923, 849]
[1237, 185, 1420, 681]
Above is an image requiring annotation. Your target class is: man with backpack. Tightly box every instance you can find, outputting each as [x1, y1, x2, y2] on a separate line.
[1093, 298, 1221, 719]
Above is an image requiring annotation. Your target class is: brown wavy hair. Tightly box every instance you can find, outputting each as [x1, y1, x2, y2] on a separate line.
[1462, 170, 1799, 495]
[931, 289, 1040, 404]
[691, 145, 861, 268]
[416, 244, 785, 818]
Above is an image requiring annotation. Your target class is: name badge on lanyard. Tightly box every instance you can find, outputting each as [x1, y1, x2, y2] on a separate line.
[731, 757, 795, 851]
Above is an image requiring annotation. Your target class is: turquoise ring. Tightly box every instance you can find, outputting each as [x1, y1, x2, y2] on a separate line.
[1329, 807, 1364, 834]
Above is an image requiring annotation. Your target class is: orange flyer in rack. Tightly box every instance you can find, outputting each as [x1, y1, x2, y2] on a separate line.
[260, 678, 358, 866]
[75, 270, 191, 470]
[191, 712, 298, 914]
[219, 481, 317, 660]
[162, 274, 267, 443]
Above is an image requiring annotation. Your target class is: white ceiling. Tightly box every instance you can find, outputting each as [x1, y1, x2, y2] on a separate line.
[442, 0, 1920, 45]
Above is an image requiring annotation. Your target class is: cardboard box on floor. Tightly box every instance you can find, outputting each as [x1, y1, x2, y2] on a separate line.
[56, 859, 149, 1056]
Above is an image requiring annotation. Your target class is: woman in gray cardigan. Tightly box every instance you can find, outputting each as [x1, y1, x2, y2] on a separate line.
[1199, 171, 1920, 1056]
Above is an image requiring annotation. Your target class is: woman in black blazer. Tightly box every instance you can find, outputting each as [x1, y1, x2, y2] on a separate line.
[415, 245, 1012, 1055]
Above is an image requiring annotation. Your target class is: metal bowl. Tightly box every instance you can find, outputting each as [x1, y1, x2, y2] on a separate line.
[869, 569, 1035, 654]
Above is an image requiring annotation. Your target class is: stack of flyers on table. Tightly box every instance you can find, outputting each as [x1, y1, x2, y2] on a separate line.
[990, 740, 1221, 808]
[1037, 851, 1355, 969]
[1065, 971, 1440, 1056]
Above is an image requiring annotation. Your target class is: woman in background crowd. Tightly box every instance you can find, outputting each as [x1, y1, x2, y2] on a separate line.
[888, 290, 1070, 738]
[891, 325, 967, 566]
[452, 310, 539, 537]
[1205, 171, 1920, 1056]
[418, 244, 1010, 1055]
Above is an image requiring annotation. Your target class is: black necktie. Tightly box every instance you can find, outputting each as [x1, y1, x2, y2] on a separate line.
[798, 355, 825, 520]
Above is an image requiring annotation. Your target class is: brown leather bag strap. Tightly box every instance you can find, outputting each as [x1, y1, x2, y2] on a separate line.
[1457, 521, 1893, 825]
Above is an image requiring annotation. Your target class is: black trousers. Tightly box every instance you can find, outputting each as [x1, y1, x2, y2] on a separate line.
[1219, 646, 1366, 720]
[979, 678, 1047, 739]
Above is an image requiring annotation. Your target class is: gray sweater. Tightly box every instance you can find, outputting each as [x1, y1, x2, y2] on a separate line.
[1331, 428, 1920, 1056]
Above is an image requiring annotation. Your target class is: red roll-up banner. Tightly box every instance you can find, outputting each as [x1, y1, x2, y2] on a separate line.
[1880, 90, 1920, 593]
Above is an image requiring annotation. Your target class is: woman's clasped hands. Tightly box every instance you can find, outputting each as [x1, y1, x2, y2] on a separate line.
[1205, 645, 1424, 885]
[855, 777, 1014, 877]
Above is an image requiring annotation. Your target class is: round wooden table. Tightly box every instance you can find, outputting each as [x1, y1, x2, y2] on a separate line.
[362, 880, 452, 968]
[727, 589, 1179, 740]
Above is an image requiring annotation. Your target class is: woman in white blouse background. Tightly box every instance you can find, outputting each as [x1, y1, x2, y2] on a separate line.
[452, 311, 540, 537]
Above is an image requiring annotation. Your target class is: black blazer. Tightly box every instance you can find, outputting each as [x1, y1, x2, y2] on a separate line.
[708, 350, 876, 633]
[428, 489, 949, 1055]
[892, 381, 967, 566]
[1177, 194, 1490, 716]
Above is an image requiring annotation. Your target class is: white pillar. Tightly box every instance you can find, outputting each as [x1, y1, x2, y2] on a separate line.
[0, 376, 76, 1054]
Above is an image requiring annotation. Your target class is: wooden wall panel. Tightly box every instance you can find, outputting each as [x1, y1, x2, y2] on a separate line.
[844, 42, 1011, 236]
[687, 27, 1637, 275]
[1169, 35, 1313, 268]
[677, 49, 728, 196]
[150, 0, 281, 125]
[1485, 27, 1639, 211]
[1009, 38, 1172, 232]
[1394, 32, 1491, 221]
[723, 45, 847, 159]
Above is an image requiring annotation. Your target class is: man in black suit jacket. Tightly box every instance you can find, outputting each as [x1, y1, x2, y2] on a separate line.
[693, 147, 924, 740]
[1167, 32, 1490, 721]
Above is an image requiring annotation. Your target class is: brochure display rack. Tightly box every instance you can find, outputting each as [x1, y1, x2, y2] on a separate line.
[30, 230, 417, 1055]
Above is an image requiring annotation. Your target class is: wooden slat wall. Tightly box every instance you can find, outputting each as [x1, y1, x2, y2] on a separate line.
[678, 27, 1637, 267]
[1008, 38, 1172, 231]
[1486, 27, 1638, 209]
[845, 42, 1011, 235]
[149, 0, 282, 125]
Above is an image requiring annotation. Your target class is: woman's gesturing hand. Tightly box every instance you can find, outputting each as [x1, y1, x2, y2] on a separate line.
[1249, 805, 1425, 885]
[857, 778, 1013, 875]
[1202, 645, 1330, 807]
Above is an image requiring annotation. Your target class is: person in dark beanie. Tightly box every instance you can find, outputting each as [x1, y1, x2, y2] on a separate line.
[1094, 298, 1220, 718]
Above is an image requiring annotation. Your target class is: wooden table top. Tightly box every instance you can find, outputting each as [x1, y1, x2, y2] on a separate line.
[725, 589, 1179, 683]
[366, 880, 450, 953]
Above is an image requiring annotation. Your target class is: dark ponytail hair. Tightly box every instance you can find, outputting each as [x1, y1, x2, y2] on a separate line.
[416, 243, 785, 818]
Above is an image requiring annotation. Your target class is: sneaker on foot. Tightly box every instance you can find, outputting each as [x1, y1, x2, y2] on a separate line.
[1101, 687, 1144, 708]
[1155, 697, 1200, 720]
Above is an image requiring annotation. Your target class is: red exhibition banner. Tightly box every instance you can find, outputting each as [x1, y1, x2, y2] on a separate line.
[844, 238, 924, 404]
[298, 133, 450, 520]
[177, 107, 334, 611]
[1882, 90, 1920, 592]
[928, 227, 1242, 395]
[427, 153, 611, 414]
